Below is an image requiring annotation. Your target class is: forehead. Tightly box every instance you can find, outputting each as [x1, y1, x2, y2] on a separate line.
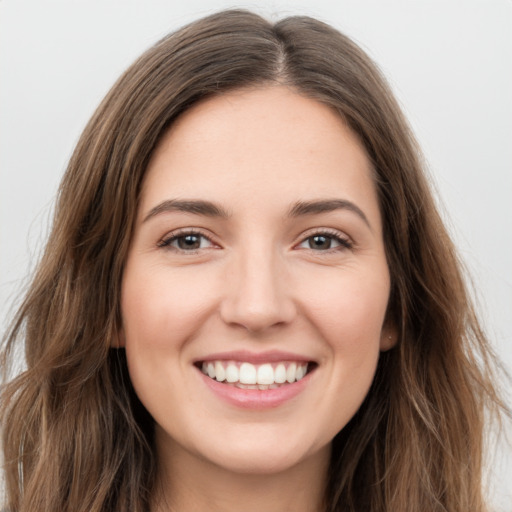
[140, 86, 380, 227]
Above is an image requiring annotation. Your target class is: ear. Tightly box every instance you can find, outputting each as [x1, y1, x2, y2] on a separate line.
[111, 326, 126, 348]
[379, 324, 398, 352]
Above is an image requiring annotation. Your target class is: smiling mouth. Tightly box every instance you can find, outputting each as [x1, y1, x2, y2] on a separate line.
[198, 360, 315, 390]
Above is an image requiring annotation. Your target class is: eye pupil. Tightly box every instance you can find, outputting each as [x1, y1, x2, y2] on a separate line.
[178, 235, 201, 250]
[309, 235, 331, 250]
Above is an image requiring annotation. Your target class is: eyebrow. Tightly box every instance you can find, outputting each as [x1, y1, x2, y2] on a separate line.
[143, 199, 230, 222]
[143, 197, 371, 229]
[288, 199, 371, 229]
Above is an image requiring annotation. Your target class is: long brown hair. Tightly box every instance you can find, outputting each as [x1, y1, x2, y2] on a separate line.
[1, 9, 508, 512]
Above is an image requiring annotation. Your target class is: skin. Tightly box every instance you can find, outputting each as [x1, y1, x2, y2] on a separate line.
[120, 86, 395, 512]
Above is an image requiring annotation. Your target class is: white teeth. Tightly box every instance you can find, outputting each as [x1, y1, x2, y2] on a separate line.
[239, 362, 257, 384]
[200, 360, 309, 386]
[225, 364, 239, 383]
[257, 363, 274, 385]
[286, 362, 297, 383]
[274, 363, 286, 383]
[296, 364, 306, 381]
[207, 362, 215, 379]
[215, 361, 226, 382]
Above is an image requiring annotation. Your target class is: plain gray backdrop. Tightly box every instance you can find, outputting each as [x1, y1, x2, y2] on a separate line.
[1, 0, 511, 507]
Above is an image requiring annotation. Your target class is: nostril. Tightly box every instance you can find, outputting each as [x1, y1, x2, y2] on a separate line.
[220, 304, 297, 333]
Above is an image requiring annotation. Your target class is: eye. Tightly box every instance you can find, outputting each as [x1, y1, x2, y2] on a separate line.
[296, 232, 352, 251]
[158, 231, 215, 252]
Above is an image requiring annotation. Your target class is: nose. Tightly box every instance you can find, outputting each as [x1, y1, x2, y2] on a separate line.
[219, 247, 296, 333]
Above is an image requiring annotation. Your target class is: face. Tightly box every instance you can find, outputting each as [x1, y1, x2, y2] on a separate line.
[120, 86, 394, 476]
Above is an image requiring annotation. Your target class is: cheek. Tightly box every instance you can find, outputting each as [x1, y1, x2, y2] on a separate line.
[307, 271, 388, 434]
[299, 264, 390, 353]
[120, 264, 216, 420]
[121, 264, 220, 346]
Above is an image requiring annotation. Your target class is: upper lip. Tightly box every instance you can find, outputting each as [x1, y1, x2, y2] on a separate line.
[195, 350, 314, 364]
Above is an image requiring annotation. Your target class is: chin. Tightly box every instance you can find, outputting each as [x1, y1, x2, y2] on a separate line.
[214, 453, 299, 475]
[197, 433, 328, 476]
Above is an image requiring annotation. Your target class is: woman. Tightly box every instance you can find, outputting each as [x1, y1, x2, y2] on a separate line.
[1, 9, 507, 512]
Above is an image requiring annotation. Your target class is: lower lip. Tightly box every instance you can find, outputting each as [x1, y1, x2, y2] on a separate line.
[198, 369, 312, 409]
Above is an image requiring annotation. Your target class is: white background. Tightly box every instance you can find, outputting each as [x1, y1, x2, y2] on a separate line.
[1, 0, 511, 508]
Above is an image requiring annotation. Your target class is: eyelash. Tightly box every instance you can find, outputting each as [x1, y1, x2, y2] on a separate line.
[296, 228, 353, 252]
[157, 228, 353, 253]
[157, 229, 216, 253]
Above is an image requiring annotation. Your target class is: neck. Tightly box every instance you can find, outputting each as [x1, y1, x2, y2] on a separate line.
[152, 438, 330, 512]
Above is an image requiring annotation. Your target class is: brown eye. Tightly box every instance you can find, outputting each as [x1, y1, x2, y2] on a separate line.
[308, 235, 333, 250]
[296, 232, 352, 251]
[159, 232, 214, 252]
[177, 234, 202, 250]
